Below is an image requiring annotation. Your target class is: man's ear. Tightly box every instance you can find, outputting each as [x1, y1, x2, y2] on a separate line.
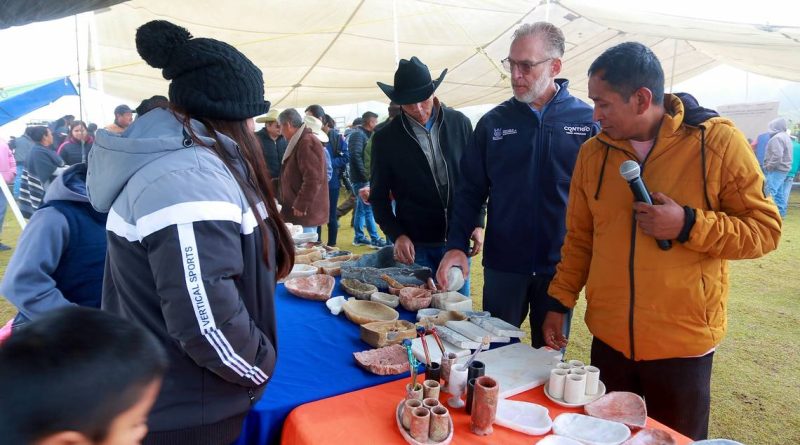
[37, 431, 93, 445]
[550, 58, 562, 77]
[634, 87, 654, 115]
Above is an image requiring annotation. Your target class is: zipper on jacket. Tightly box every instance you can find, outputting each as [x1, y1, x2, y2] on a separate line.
[593, 137, 649, 361]
[627, 213, 637, 360]
[400, 112, 450, 240]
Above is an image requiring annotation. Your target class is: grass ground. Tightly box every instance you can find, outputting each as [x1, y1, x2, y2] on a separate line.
[1, 190, 798, 443]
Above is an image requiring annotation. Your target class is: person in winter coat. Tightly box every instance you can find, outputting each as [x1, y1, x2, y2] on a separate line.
[438, 23, 597, 335]
[19, 126, 67, 217]
[763, 117, 793, 217]
[277, 108, 329, 231]
[305, 105, 350, 246]
[1, 164, 107, 328]
[544, 42, 781, 441]
[0, 137, 16, 250]
[57, 120, 94, 165]
[87, 20, 294, 444]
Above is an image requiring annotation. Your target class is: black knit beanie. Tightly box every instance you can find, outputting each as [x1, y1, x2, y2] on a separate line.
[135, 20, 270, 120]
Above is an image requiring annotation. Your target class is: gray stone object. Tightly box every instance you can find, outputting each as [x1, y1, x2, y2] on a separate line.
[340, 246, 431, 290]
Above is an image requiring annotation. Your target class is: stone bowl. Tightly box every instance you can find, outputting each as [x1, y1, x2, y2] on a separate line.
[360, 320, 417, 348]
[283, 264, 319, 282]
[353, 344, 409, 375]
[292, 232, 318, 244]
[432, 292, 473, 312]
[370, 292, 400, 308]
[399, 287, 432, 311]
[284, 274, 335, 301]
[419, 310, 468, 326]
[342, 298, 399, 325]
[341, 278, 379, 300]
[295, 249, 324, 265]
[312, 260, 342, 276]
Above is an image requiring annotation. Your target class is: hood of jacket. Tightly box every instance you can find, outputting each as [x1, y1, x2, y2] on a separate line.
[44, 163, 90, 204]
[768, 117, 787, 134]
[87, 108, 222, 212]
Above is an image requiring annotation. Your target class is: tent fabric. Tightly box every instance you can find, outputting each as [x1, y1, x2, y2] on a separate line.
[0, 0, 126, 30]
[83, 0, 800, 108]
[0, 77, 78, 127]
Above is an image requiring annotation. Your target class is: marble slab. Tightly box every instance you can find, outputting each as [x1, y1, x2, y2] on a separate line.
[435, 325, 481, 350]
[410, 335, 470, 363]
[446, 320, 510, 344]
[456, 342, 563, 399]
[469, 316, 526, 338]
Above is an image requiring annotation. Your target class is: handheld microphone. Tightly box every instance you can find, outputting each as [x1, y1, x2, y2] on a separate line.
[619, 160, 672, 251]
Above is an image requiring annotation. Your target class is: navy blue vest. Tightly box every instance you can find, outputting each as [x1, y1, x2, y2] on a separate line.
[40, 200, 108, 309]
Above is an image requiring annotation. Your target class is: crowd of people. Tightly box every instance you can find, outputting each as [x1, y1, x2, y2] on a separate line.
[0, 17, 788, 445]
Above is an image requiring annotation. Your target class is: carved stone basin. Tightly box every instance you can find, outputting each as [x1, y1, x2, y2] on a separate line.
[342, 298, 400, 325]
[353, 344, 410, 375]
[284, 274, 335, 301]
[312, 260, 342, 276]
[360, 320, 417, 348]
[341, 278, 379, 300]
[399, 287, 432, 311]
[419, 310, 468, 326]
[584, 391, 647, 429]
[370, 291, 399, 308]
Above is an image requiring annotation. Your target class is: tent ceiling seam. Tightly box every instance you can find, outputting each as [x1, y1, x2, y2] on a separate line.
[274, 0, 366, 106]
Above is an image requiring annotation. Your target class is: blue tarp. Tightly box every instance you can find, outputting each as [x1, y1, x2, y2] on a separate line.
[0, 77, 78, 127]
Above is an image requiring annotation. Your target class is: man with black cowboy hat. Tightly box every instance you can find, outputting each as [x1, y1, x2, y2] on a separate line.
[370, 56, 484, 295]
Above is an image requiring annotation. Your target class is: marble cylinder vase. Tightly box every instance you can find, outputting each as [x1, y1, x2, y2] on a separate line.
[470, 376, 499, 436]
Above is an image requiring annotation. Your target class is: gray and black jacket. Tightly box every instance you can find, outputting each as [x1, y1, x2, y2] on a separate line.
[87, 108, 278, 436]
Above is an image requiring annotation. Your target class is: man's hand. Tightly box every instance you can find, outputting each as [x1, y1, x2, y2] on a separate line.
[358, 186, 370, 204]
[393, 235, 415, 265]
[469, 227, 484, 257]
[292, 207, 306, 217]
[633, 192, 684, 240]
[542, 311, 569, 350]
[436, 249, 469, 289]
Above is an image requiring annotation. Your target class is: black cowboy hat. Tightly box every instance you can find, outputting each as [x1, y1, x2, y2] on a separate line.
[376, 56, 447, 105]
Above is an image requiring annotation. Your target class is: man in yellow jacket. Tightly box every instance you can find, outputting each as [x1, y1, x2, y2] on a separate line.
[543, 42, 782, 440]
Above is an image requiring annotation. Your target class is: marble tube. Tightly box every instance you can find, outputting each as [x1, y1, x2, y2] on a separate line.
[564, 374, 587, 404]
[470, 376, 499, 436]
[402, 398, 423, 430]
[423, 379, 441, 400]
[568, 359, 585, 369]
[429, 405, 451, 442]
[441, 352, 458, 388]
[585, 365, 600, 395]
[549, 368, 568, 399]
[410, 407, 431, 442]
[406, 382, 423, 400]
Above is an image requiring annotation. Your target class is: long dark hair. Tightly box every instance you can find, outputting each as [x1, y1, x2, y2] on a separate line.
[173, 106, 294, 278]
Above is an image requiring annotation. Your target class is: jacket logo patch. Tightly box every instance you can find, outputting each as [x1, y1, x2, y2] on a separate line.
[493, 128, 518, 141]
[564, 125, 592, 136]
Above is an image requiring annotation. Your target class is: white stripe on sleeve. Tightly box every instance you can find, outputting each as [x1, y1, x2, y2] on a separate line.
[177, 222, 268, 384]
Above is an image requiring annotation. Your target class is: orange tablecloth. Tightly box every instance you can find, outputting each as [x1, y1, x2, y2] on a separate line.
[282, 378, 692, 444]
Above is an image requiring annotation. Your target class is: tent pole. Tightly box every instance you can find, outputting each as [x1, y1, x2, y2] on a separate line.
[545, 0, 550, 22]
[1, 180, 26, 230]
[74, 14, 87, 163]
[392, 0, 400, 66]
[668, 39, 677, 93]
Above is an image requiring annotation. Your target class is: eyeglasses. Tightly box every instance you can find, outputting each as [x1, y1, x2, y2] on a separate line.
[501, 57, 552, 74]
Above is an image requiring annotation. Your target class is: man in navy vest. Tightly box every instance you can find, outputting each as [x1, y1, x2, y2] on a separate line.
[1, 163, 107, 330]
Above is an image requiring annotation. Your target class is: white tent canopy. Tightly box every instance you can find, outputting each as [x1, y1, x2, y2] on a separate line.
[39, 0, 800, 108]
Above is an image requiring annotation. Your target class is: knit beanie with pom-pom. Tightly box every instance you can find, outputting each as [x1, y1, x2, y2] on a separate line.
[135, 20, 270, 120]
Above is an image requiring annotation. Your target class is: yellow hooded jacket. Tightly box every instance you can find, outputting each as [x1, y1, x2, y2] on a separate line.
[548, 94, 782, 361]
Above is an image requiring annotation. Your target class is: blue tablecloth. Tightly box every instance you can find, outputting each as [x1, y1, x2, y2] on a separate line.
[234, 278, 417, 445]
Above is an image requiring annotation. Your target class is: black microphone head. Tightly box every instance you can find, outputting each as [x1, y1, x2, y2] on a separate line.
[620, 160, 641, 181]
